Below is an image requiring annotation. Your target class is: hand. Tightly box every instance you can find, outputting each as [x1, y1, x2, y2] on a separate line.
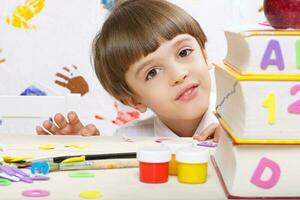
[193, 123, 221, 142]
[55, 65, 89, 96]
[36, 111, 100, 136]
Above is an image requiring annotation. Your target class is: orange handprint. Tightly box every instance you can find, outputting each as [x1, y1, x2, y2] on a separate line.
[55, 65, 89, 96]
[6, 0, 45, 30]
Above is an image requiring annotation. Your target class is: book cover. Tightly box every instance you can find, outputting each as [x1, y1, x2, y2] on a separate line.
[214, 63, 300, 140]
[224, 27, 300, 74]
[212, 126, 300, 199]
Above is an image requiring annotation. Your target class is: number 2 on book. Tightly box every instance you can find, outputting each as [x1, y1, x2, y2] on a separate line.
[262, 92, 276, 124]
[262, 84, 300, 125]
[288, 84, 300, 114]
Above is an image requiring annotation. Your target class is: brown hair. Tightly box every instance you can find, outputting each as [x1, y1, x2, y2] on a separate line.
[92, 0, 207, 101]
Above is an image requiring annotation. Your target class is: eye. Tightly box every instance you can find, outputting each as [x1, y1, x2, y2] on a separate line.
[145, 68, 160, 80]
[178, 49, 192, 58]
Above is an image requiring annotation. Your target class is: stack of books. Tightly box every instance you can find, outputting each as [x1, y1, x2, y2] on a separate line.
[212, 27, 300, 199]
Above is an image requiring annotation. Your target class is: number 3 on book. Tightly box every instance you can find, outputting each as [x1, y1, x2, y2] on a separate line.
[262, 84, 300, 125]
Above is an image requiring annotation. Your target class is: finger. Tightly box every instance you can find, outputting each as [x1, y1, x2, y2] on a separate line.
[63, 66, 70, 72]
[193, 123, 219, 141]
[43, 120, 59, 135]
[55, 80, 67, 88]
[67, 111, 84, 130]
[55, 73, 70, 81]
[54, 113, 68, 129]
[80, 124, 100, 136]
[79, 127, 91, 136]
[212, 125, 221, 143]
[36, 126, 48, 135]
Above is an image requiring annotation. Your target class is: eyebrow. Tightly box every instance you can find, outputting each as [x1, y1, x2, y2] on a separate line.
[135, 36, 193, 77]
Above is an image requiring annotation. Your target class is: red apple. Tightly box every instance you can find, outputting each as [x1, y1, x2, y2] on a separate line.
[264, 0, 300, 29]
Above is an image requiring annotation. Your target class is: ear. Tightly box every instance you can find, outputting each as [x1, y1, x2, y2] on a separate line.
[121, 96, 147, 113]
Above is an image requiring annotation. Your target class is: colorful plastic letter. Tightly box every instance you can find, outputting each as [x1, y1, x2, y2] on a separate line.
[262, 92, 276, 124]
[288, 84, 300, 114]
[261, 40, 285, 71]
[31, 161, 50, 175]
[250, 157, 281, 189]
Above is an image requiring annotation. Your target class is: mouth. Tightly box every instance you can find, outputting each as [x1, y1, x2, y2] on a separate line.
[175, 83, 199, 101]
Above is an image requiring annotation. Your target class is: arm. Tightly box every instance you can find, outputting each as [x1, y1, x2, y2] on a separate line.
[36, 111, 100, 136]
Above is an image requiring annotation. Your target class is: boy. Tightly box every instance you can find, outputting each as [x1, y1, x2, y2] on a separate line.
[36, 0, 220, 142]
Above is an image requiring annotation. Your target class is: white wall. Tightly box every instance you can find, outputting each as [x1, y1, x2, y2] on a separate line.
[0, 0, 265, 135]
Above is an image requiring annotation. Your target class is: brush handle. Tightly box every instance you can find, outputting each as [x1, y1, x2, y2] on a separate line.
[50, 158, 139, 171]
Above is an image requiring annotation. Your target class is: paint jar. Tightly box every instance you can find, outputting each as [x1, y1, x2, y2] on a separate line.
[162, 139, 193, 175]
[176, 147, 209, 184]
[137, 146, 171, 183]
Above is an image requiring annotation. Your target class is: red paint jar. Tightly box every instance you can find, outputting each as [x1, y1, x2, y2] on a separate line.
[137, 146, 171, 183]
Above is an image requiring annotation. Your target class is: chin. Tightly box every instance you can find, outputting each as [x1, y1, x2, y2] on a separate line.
[178, 104, 208, 120]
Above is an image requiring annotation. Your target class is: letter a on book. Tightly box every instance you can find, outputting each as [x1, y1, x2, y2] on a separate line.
[250, 157, 281, 189]
[261, 40, 285, 71]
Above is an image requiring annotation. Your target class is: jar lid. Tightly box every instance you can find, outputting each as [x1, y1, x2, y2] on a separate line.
[137, 146, 171, 163]
[176, 147, 209, 163]
[161, 139, 193, 154]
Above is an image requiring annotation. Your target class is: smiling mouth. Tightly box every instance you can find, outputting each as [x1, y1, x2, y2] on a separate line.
[176, 84, 199, 101]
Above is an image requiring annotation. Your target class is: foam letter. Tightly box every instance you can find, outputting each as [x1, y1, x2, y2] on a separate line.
[250, 157, 281, 189]
[31, 161, 50, 175]
[261, 40, 285, 71]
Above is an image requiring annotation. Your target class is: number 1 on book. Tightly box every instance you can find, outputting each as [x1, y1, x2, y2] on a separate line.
[262, 92, 276, 125]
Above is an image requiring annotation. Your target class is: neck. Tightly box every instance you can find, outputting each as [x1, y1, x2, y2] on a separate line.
[158, 115, 204, 137]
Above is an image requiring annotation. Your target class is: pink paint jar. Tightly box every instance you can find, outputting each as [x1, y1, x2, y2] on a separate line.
[137, 146, 171, 183]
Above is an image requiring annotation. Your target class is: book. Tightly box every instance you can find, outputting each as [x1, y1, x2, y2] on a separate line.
[214, 63, 300, 141]
[224, 27, 300, 74]
[212, 126, 300, 199]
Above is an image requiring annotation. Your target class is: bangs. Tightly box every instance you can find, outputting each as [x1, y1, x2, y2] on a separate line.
[103, 0, 206, 72]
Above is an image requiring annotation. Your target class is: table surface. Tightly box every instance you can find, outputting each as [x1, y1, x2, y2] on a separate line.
[0, 134, 227, 200]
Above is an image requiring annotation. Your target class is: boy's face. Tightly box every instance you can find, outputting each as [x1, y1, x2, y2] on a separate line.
[125, 34, 211, 121]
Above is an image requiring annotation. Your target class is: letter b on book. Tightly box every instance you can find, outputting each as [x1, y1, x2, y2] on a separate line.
[250, 157, 281, 189]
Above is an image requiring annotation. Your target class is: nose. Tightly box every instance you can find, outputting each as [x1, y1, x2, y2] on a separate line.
[169, 65, 189, 86]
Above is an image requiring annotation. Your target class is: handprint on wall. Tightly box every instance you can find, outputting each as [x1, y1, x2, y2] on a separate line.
[94, 101, 140, 126]
[20, 85, 47, 96]
[6, 0, 45, 30]
[112, 101, 140, 125]
[55, 65, 89, 96]
[0, 49, 5, 64]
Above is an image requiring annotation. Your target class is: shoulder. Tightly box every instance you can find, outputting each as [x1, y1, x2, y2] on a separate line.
[114, 115, 155, 137]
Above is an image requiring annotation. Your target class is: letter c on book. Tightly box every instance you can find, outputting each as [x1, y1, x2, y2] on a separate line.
[250, 157, 281, 189]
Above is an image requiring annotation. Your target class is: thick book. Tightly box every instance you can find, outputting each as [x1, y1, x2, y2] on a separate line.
[224, 27, 300, 74]
[212, 126, 300, 199]
[214, 63, 300, 141]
